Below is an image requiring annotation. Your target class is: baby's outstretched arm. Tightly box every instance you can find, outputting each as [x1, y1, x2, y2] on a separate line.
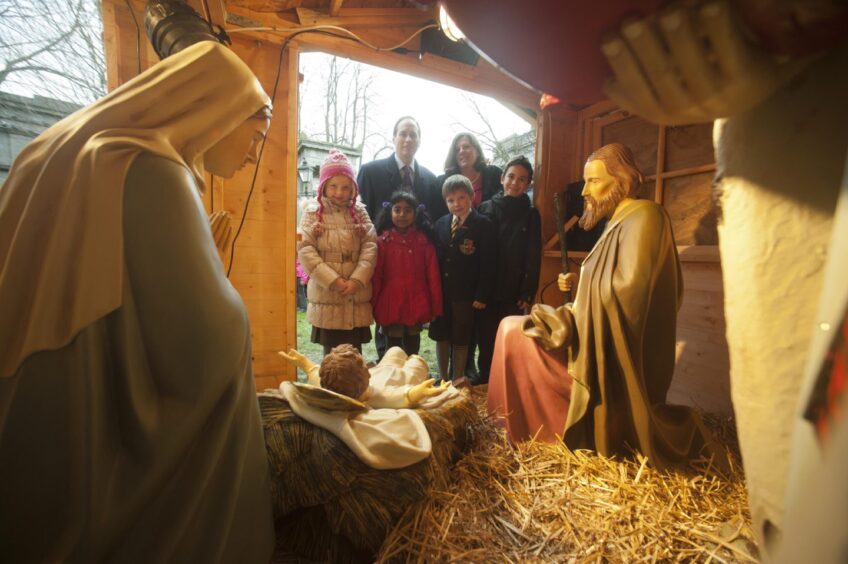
[366, 379, 451, 409]
[406, 379, 451, 406]
[278, 349, 320, 386]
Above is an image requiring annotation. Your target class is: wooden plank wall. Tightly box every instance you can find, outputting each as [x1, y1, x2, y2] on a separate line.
[537, 101, 732, 415]
[101, 0, 299, 388]
[533, 104, 581, 303]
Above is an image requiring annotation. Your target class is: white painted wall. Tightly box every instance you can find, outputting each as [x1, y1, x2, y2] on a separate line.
[714, 42, 848, 551]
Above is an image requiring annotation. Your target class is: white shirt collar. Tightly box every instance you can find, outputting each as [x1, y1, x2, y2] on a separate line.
[454, 209, 471, 225]
[394, 153, 415, 174]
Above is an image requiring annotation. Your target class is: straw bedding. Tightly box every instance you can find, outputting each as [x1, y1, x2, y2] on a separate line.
[260, 390, 480, 561]
[377, 387, 759, 563]
[263, 387, 758, 563]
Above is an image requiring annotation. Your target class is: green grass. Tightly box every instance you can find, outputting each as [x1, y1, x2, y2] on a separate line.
[295, 309, 440, 380]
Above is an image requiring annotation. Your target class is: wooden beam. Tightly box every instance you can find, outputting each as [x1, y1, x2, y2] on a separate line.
[204, 0, 228, 30]
[299, 32, 538, 107]
[328, 0, 344, 17]
[294, 6, 434, 28]
[224, 5, 537, 107]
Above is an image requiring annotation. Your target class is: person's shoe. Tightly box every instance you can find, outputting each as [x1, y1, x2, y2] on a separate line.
[452, 376, 472, 389]
[469, 372, 488, 386]
[465, 365, 479, 380]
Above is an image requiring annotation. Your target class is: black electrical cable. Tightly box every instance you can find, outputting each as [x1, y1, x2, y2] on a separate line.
[226, 29, 314, 278]
[124, 0, 142, 75]
[538, 277, 562, 305]
[226, 26, 416, 277]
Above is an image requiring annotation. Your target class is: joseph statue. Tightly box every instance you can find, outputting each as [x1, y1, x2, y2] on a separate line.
[488, 143, 724, 470]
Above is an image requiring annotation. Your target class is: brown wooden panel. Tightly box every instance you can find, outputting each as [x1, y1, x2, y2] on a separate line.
[680, 261, 724, 292]
[599, 116, 659, 176]
[665, 123, 714, 172]
[663, 172, 718, 246]
[254, 349, 288, 380]
[230, 271, 286, 299]
[254, 375, 281, 393]
[250, 323, 286, 346]
[537, 111, 576, 253]
[636, 180, 655, 202]
[221, 219, 286, 249]
[670, 259, 731, 415]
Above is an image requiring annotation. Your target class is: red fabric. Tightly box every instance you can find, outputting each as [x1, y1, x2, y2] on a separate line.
[816, 310, 847, 441]
[442, 0, 663, 103]
[372, 227, 443, 326]
[472, 175, 483, 208]
[487, 316, 573, 444]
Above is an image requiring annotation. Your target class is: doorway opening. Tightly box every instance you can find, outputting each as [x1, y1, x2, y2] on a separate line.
[294, 51, 535, 375]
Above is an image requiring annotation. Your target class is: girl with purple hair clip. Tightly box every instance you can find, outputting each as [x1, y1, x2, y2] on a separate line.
[298, 150, 377, 355]
[371, 191, 442, 356]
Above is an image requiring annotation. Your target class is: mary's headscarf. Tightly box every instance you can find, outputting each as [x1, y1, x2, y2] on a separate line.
[0, 41, 271, 378]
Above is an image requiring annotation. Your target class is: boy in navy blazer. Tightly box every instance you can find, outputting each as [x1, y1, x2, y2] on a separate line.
[429, 175, 495, 386]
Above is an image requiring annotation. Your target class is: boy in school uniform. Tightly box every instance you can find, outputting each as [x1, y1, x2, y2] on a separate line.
[428, 174, 496, 387]
[477, 156, 542, 384]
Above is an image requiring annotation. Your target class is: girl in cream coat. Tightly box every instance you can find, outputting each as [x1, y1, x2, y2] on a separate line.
[298, 150, 377, 354]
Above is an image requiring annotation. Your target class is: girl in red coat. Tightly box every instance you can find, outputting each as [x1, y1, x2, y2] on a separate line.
[372, 191, 443, 356]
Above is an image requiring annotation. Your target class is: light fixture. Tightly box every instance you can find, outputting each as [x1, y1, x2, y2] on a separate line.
[439, 5, 465, 42]
[297, 158, 311, 193]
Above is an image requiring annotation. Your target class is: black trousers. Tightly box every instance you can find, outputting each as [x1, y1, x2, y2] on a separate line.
[476, 300, 525, 382]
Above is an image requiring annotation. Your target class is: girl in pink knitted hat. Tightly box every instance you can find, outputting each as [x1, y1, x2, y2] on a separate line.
[297, 150, 377, 355]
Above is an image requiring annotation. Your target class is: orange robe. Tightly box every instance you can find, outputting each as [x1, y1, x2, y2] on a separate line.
[488, 316, 573, 443]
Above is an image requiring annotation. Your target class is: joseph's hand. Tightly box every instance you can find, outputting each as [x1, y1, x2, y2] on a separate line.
[558, 273, 578, 293]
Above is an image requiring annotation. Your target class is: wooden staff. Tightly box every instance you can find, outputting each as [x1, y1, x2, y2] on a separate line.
[553, 191, 572, 303]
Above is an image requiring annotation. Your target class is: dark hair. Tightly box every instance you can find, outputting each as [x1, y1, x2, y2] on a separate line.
[374, 191, 435, 241]
[392, 116, 421, 137]
[502, 155, 533, 183]
[444, 132, 486, 174]
[441, 174, 473, 199]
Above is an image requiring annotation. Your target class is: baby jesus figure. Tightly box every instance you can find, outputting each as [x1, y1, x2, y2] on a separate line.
[279, 345, 451, 409]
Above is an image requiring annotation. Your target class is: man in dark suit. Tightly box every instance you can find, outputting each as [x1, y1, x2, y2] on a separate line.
[357, 116, 446, 222]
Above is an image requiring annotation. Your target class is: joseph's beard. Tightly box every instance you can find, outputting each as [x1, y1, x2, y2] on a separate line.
[578, 192, 621, 231]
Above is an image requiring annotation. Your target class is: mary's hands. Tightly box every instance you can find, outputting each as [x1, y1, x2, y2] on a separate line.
[209, 210, 232, 265]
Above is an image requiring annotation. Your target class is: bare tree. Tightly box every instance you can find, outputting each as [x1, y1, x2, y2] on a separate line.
[0, 0, 106, 104]
[314, 55, 378, 150]
[453, 94, 516, 167]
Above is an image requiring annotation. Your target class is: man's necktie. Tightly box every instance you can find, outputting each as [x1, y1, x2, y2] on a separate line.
[401, 165, 413, 189]
[451, 215, 460, 240]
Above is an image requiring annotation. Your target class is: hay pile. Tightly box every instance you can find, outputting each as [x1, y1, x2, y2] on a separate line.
[260, 391, 480, 561]
[377, 387, 758, 563]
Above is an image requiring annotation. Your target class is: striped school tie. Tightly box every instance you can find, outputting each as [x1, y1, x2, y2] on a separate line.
[451, 215, 460, 240]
